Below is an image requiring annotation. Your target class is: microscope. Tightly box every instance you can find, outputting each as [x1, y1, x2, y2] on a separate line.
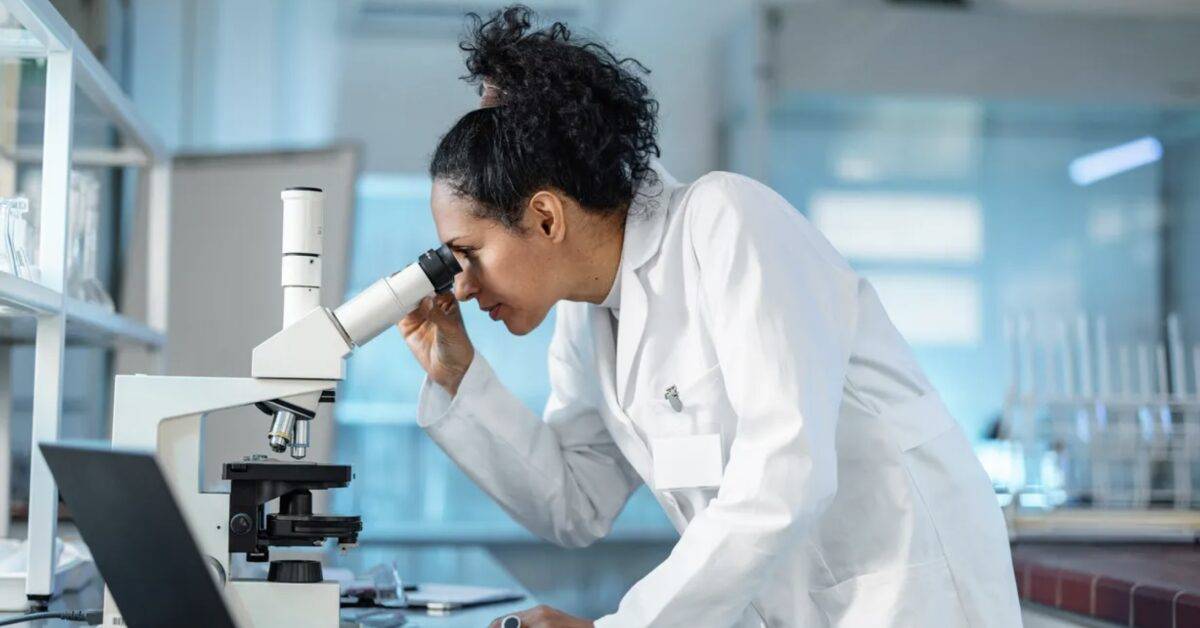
[105, 188, 461, 628]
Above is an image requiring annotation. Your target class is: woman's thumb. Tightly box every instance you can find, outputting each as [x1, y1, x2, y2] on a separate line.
[426, 293, 462, 326]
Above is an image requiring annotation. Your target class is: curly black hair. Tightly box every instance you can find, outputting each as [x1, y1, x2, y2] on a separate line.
[429, 5, 660, 230]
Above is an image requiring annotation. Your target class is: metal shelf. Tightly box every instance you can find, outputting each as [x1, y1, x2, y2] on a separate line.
[63, 298, 164, 348]
[0, 0, 172, 604]
[0, 274, 59, 315]
[0, 275, 164, 348]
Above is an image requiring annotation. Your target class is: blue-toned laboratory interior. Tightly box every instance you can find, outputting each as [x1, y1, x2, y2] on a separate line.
[0, 1, 1199, 627]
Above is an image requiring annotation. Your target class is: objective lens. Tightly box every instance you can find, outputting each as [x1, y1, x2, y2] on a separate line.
[290, 419, 310, 460]
[268, 411, 296, 452]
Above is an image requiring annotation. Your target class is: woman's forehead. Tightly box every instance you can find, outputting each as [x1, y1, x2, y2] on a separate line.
[431, 181, 501, 241]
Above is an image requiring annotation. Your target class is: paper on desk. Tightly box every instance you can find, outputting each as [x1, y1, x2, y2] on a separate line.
[405, 583, 524, 609]
[341, 607, 407, 626]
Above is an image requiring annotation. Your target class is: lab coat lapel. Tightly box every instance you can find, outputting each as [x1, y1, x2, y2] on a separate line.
[590, 305, 653, 480]
[615, 269, 648, 407]
[614, 166, 677, 407]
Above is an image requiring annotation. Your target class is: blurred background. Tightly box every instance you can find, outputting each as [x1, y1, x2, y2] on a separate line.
[2, 0, 1200, 623]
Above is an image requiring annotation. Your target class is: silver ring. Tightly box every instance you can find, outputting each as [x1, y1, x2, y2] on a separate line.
[501, 615, 521, 628]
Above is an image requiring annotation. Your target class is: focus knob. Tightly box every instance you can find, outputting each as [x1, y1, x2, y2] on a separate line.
[229, 513, 253, 536]
[268, 559, 323, 584]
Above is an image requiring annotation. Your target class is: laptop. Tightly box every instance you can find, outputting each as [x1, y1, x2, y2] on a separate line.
[40, 441, 238, 628]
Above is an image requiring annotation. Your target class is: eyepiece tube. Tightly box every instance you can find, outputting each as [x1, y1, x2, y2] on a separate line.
[332, 245, 462, 347]
[280, 188, 324, 326]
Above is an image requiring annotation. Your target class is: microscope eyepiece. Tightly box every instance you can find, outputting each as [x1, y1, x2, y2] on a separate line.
[418, 244, 462, 294]
[329, 243, 464, 349]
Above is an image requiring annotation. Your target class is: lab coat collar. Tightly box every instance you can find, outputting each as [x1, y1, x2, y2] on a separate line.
[611, 161, 683, 406]
[621, 161, 681, 273]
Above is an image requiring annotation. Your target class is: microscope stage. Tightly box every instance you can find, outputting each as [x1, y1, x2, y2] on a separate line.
[222, 461, 352, 483]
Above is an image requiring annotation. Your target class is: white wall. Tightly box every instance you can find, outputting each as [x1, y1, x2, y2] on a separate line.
[128, 0, 751, 180]
[130, 0, 340, 152]
[598, 0, 756, 181]
[333, 34, 478, 172]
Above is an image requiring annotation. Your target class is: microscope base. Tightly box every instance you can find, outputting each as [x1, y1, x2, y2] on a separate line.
[226, 579, 340, 627]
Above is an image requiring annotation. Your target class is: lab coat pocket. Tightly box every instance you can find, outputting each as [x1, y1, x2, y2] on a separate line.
[651, 433, 723, 490]
[644, 363, 730, 491]
[808, 557, 970, 628]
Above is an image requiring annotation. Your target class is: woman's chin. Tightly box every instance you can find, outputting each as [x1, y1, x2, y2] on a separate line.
[501, 308, 545, 336]
[503, 317, 533, 336]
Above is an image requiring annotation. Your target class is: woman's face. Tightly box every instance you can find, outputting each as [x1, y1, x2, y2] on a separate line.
[430, 179, 560, 336]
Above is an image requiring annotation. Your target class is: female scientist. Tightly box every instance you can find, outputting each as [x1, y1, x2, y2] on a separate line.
[400, 7, 1021, 627]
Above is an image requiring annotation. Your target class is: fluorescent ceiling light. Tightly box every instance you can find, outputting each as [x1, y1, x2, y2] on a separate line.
[1069, 136, 1162, 186]
[810, 191, 983, 262]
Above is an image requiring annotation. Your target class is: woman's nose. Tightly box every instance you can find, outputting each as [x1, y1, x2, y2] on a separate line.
[453, 271, 478, 302]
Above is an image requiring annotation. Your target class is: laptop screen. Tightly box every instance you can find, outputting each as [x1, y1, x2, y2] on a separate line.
[40, 441, 237, 628]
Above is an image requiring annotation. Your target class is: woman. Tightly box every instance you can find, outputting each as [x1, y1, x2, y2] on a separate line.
[400, 7, 1020, 628]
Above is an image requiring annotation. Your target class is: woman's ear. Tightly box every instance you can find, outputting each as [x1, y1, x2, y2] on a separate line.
[527, 190, 567, 243]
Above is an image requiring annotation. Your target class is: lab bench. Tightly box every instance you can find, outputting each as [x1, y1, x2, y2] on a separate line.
[0, 544, 537, 627]
[1013, 543, 1200, 627]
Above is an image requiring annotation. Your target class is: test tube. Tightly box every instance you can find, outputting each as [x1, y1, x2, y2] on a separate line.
[1019, 315, 1035, 399]
[1119, 345, 1133, 398]
[1042, 323, 1059, 399]
[1077, 315, 1094, 398]
[1005, 316, 1018, 397]
[1095, 316, 1112, 398]
[1138, 344, 1153, 401]
[1168, 314, 1187, 399]
[1059, 320, 1075, 398]
[1194, 344, 1200, 399]
[1157, 343, 1173, 434]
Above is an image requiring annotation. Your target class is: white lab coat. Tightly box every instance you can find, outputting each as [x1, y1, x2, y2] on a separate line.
[417, 165, 1022, 627]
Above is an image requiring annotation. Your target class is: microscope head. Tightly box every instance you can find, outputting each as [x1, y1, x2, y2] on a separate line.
[252, 187, 461, 458]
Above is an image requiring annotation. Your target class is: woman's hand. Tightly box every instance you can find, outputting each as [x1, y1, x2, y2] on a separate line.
[489, 605, 594, 628]
[398, 292, 475, 395]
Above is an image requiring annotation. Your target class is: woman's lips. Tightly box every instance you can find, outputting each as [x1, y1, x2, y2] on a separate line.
[483, 303, 503, 320]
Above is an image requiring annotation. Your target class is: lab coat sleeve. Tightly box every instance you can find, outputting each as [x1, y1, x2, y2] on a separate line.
[597, 174, 859, 627]
[416, 305, 642, 548]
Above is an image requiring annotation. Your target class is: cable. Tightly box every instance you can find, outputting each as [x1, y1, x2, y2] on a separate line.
[0, 608, 103, 626]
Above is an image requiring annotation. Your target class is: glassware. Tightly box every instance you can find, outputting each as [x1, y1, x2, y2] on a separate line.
[367, 561, 407, 608]
[0, 197, 35, 280]
[9, 197, 35, 281]
[0, 198, 17, 276]
[79, 176, 113, 310]
[66, 171, 114, 310]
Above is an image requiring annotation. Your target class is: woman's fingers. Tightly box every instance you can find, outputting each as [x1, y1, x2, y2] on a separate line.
[397, 296, 437, 335]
